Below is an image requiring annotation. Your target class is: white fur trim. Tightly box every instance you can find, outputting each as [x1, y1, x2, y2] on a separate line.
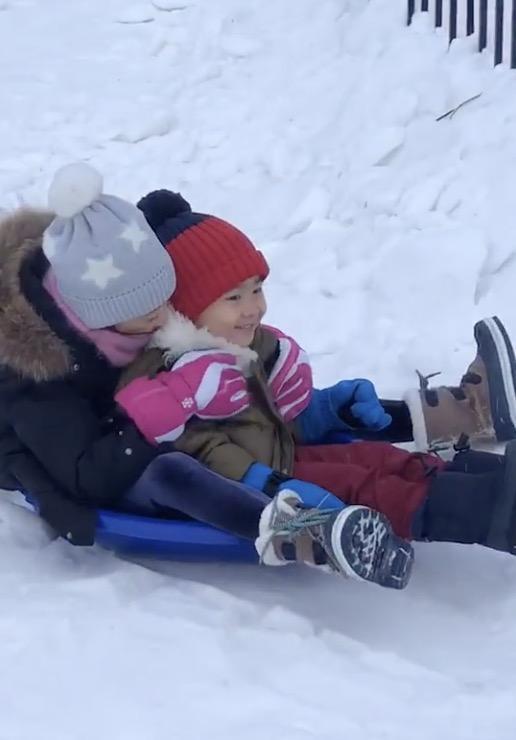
[48, 163, 103, 218]
[254, 533, 286, 566]
[403, 388, 429, 451]
[150, 310, 257, 374]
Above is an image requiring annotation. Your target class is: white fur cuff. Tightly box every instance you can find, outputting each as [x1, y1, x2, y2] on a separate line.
[403, 388, 429, 451]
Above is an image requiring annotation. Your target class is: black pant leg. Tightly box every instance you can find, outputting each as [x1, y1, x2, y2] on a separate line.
[446, 448, 504, 474]
[359, 400, 414, 443]
[419, 468, 503, 545]
[122, 452, 269, 540]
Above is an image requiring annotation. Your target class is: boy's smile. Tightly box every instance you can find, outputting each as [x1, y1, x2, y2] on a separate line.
[196, 276, 266, 347]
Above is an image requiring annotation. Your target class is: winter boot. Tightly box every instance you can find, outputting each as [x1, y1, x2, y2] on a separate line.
[404, 316, 516, 452]
[255, 491, 414, 589]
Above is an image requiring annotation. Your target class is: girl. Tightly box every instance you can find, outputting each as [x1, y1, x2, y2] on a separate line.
[116, 190, 516, 584]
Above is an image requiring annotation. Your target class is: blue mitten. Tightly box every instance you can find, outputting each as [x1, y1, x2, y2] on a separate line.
[242, 462, 343, 510]
[337, 379, 392, 431]
[297, 380, 392, 443]
[297, 387, 348, 443]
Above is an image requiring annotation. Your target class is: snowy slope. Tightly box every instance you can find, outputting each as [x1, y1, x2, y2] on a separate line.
[1, 0, 516, 738]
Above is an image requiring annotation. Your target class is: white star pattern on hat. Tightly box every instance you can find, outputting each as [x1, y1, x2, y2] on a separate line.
[119, 220, 149, 253]
[81, 255, 124, 289]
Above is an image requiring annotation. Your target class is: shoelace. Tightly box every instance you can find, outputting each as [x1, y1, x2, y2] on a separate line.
[259, 500, 336, 566]
[273, 506, 335, 536]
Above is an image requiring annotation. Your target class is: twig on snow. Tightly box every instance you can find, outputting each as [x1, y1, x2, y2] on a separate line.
[436, 93, 482, 122]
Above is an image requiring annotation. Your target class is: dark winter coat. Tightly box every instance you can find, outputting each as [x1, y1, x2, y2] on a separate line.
[0, 209, 168, 544]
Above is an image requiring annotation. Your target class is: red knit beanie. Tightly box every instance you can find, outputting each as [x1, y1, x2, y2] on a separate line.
[137, 190, 269, 321]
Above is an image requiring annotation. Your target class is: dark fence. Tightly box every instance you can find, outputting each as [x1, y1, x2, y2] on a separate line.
[407, 0, 516, 67]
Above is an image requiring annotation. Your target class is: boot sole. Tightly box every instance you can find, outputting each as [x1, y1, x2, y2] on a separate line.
[475, 317, 516, 441]
[330, 505, 414, 589]
[486, 439, 516, 553]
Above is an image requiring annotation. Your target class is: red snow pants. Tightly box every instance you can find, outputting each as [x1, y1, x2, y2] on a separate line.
[293, 442, 446, 539]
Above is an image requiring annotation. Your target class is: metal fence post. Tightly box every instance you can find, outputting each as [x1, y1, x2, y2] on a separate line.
[407, 0, 516, 68]
[450, 0, 458, 42]
[407, 0, 415, 26]
[495, 0, 505, 64]
[436, 0, 443, 27]
[512, 0, 516, 67]
[479, 0, 488, 52]
[467, 0, 475, 35]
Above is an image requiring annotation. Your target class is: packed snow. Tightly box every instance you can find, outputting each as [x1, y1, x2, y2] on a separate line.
[1, 0, 516, 738]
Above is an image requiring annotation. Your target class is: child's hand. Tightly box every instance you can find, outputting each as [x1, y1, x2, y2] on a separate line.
[264, 326, 313, 421]
[332, 379, 392, 431]
[242, 462, 343, 509]
[171, 349, 251, 419]
[115, 350, 250, 443]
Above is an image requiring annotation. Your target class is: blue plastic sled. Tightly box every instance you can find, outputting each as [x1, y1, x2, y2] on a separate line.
[96, 509, 258, 562]
[22, 490, 258, 562]
[26, 431, 354, 562]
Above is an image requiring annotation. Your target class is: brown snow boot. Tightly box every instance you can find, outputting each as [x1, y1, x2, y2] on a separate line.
[404, 317, 516, 451]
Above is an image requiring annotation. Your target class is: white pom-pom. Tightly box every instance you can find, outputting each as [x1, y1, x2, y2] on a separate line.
[48, 162, 103, 218]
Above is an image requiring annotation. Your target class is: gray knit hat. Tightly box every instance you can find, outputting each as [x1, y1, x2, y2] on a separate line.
[42, 163, 176, 329]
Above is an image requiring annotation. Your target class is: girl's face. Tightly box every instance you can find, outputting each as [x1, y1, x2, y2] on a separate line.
[114, 303, 169, 335]
[197, 276, 267, 347]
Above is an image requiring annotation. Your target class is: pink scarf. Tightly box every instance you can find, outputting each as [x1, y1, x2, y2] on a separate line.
[43, 269, 151, 367]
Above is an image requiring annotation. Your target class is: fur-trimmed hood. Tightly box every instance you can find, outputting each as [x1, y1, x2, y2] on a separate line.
[0, 208, 258, 384]
[150, 310, 257, 375]
[0, 208, 76, 382]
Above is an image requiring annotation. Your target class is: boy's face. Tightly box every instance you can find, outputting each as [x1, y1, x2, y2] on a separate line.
[197, 276, 267, 347]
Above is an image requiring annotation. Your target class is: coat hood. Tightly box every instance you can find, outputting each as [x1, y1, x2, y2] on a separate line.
[0, 208, 74, 382]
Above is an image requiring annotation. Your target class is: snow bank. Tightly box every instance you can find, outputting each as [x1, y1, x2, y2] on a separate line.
[1, 1, 516, 737]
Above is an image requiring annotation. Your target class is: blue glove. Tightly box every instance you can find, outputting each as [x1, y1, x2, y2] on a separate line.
[241, 462, 343, 510]
[336, 379, 392, 431]
[297, 380, 392, 444]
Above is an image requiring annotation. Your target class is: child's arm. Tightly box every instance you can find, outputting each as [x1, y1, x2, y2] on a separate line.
[261, 325, 313, 421]
[263, 326, 391, 443]
[241, 462, 343, 509]
[297, 381, 393, 444]
[115, 349, 251, 444]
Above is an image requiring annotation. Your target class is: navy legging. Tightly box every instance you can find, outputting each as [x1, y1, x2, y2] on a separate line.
[122, 452, 270, 540]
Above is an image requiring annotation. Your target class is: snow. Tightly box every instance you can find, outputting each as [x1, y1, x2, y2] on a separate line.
[2, 0, 516, 737]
